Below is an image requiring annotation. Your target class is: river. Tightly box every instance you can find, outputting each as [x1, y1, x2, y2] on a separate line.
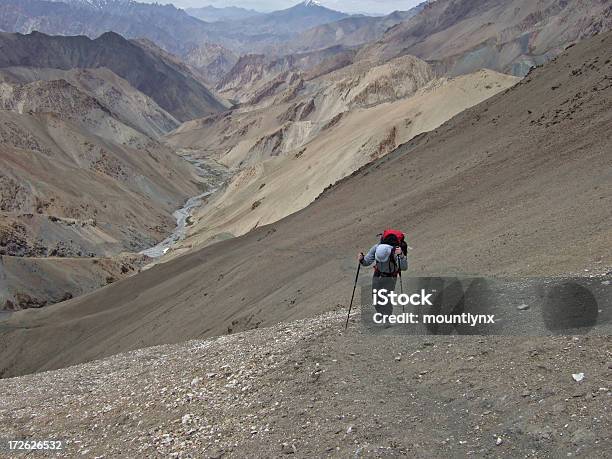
[140, 152, 228, 258]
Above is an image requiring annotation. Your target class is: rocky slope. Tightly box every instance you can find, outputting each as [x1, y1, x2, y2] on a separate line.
[0, 31, 227, 122]
[0, 66, 180, 138]
[358, 0, 612, 76]
[2, 30, 609, 377]
[0, 77, 201, 249]
[0, 65, 210, 310]
[192, 0, 612, 99]
[0, 310, 609, 457]
[215, 45, 356, 103]
[184, 43, 239, 85]
[0, 253, 146, 310]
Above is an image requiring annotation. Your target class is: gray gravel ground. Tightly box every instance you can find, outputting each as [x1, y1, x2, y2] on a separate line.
[1, 307, 610, 458]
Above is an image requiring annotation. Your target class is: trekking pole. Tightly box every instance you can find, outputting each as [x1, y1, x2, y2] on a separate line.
[345, 256, 362, 329]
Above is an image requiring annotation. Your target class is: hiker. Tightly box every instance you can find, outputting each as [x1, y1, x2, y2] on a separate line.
[358, 230, 408, 320]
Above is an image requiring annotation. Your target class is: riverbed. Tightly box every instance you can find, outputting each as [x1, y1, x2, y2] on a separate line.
[140, 152, 228, 258]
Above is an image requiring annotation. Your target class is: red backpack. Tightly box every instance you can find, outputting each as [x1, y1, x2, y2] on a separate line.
[380, 229, 408, 256]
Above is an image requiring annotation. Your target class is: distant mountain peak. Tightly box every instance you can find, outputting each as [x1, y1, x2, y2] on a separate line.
[287, 0, 343, 14]
[292, 0, 337, 11]
[57, 0, 136, 8]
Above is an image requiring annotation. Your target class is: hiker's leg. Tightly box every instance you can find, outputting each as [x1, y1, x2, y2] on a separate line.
[371, 277, 394, 324]
[381, 277, 396, 320]
[372, 276, 384, 315]
[372, 276, 390, 322]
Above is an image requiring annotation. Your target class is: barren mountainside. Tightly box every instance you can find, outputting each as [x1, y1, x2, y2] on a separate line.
[278, 6, 423, 54]
[357, 0, 612, 75]
[216, 45, 356, 102]
[0, 78, 200, 256]
[0, 31, 227, 121]
[2, 30, 609, 378]
[208, 0, 612, 127]
[184, 43, 239, 85]
[0, 66, 180, 138]
[168, 63, 518, 252]
[0, 66, 207, 310]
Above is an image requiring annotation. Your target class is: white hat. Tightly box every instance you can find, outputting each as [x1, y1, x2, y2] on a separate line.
[375, 244, 393, 263]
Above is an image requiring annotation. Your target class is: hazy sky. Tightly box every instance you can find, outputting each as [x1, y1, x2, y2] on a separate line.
[162, 1, 423, 15]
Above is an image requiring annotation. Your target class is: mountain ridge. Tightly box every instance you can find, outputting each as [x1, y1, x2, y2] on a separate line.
[0, 0, 214, 55]
[357, 0, 612, 75]
[0, 31, 227, 121]
[276, 4, 424, 54]
[185, 4, 263, 23]
[0, 0, 356, 55]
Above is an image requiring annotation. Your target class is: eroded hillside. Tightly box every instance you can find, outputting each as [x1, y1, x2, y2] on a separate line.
[0, 32, 229, 311]
[358, 0, 612, 75]
[0, 31, 227, 122]
[0, 77, 200, 258]
[167, 55, 518, 252]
